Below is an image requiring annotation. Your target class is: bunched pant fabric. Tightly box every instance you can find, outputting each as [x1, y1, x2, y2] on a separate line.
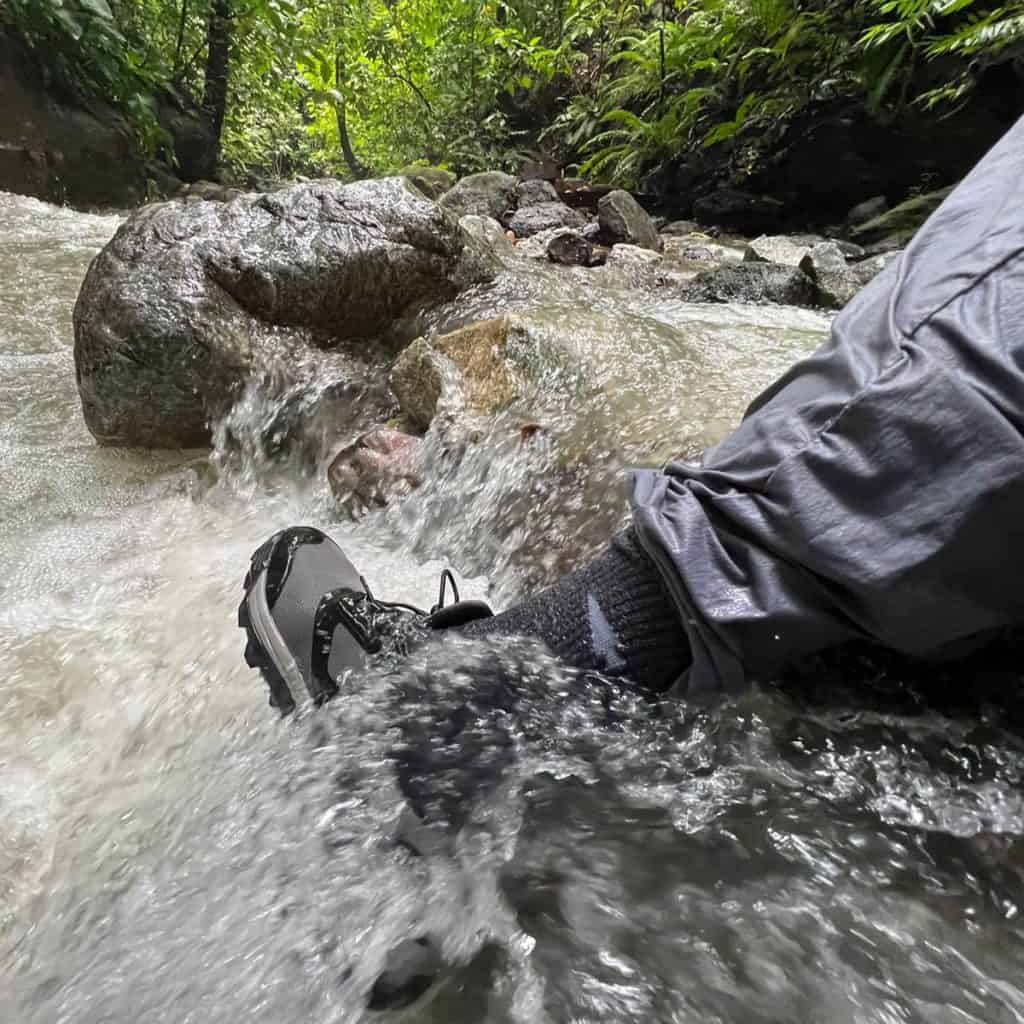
[632, 113, 1024, 696]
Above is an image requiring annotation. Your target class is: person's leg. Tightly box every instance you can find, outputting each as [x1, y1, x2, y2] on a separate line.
[245, 113, 1024, 712]
[457, 528, 691, 691]
[630, 112, 1024, 695]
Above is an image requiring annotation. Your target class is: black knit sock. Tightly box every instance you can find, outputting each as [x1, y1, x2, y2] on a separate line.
[458, 528, 690, 692]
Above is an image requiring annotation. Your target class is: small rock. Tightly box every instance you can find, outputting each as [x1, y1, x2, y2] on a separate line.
[743, 235, 815, 269]
[328, 426, 423, 511]
[661, 236, 745, 265]
[514, 226, 577, 260]
[440, 170, 517, 220]
[516, 179, 560, 207]
[680, 263, 818, 306]
[597, 190, 662, 252]
[400, 165, 456, 200]
[458, 214, 513, 255]
[850, 250, 903, 288]
[607, 243, 663, 268]
[581, 221, 603, 243]
[389, 319, 531, 429]
[507, 201, 586, 238]
[799, 241, 861, 309]
[598, 243, 666, 289]
[847, 195, 889, 227]
[388, 337, 456, 431]
[546, 230, 593, 266]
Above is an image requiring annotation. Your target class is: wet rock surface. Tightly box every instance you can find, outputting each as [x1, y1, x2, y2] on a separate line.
[546, 229, 593, 266]
[73, 177, 495, 447]
[327, 425, 424, 512]
[400, 165, 456, 200]
[680, 262, 819, 306]
[507, 201, 586, 239]
[597, 190, 662, 252]
[439, 170, 517, 221]
[593, 189, 663, 252]
[744, 234, 819, 269]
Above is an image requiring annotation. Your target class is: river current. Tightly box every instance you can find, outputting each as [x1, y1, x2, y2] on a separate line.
[2, 191, 1024, 1023]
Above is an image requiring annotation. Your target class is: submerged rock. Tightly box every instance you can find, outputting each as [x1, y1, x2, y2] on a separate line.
[660, 219, 702, 236]
[390, 318, 532, 430]
[73, 177, 495, 447]
[597, 190, 662, 252]
[327, 426, 424, 512]
[439, 170, 517, 221]
[389, 337, 455, 431]
[680, 262, 818, 306]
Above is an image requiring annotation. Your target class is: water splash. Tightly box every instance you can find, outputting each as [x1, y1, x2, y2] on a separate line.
[3, 191, 1024, 1024]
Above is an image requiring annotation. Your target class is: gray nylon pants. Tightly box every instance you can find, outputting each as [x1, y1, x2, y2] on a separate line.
[632, 114, 1024, 696]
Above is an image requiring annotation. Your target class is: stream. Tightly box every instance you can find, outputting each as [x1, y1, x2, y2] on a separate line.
[3, 191, 1024, 1023]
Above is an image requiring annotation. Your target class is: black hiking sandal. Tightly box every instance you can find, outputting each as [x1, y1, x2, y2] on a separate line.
[237, 525, 493, 714]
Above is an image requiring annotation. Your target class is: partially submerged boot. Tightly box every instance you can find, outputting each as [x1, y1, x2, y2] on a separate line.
[237, 526, 491, 1011]
[238, 525, 492, 714]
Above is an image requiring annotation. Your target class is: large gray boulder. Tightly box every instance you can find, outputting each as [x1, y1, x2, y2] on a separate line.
[680, 262, 818, 306]
[439, 170, 517, 221]
[73, 177, 495, 447]
[597, 190, 661, 252]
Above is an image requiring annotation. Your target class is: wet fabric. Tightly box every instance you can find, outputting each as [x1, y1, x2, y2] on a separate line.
[632, 113, 1024, 696]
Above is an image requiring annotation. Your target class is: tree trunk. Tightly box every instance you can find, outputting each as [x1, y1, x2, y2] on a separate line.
[173, 0, 190, 72]
[334, 45, 366, 178]
[199, 0, 232, 179]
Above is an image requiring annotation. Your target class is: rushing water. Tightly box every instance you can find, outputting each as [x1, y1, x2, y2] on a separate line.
[3, 191, 1024, 1023]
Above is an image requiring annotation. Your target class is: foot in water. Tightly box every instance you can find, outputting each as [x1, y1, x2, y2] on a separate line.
[237, 524, 689, 1009]
[237, 526, 493, 1012]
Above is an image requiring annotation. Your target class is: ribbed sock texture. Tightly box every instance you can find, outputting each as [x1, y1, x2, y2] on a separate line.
[459, 528, 690, 692]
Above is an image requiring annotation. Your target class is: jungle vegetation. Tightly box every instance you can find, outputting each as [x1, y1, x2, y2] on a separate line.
[4, 0, 1023, 185]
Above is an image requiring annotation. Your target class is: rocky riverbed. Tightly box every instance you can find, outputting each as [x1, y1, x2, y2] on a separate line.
[72, 168, 919, 589]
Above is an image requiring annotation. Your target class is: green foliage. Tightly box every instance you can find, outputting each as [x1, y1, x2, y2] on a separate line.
[862, 1, 1024, 109]
[572, 0, 1023, 187]
[4, 0, 1020, 186]
[4, 0, 168, 151]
